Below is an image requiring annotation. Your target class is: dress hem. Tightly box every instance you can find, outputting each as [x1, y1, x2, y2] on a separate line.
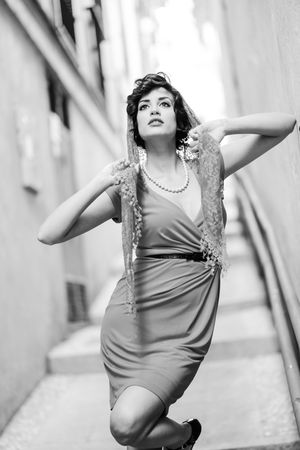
[110, 381, 170, 417]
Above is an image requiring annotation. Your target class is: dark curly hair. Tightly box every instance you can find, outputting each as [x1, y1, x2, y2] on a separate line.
[126, 72, 192, 148]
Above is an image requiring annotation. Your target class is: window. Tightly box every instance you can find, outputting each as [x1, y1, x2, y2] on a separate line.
[51, 0, 76, 54]
[47, 73, 70, 129]
[59, 0, 76, 42]
[87, 0, 105, 94]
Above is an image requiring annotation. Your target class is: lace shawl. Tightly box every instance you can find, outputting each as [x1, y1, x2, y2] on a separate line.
[112, 102, 227, 317]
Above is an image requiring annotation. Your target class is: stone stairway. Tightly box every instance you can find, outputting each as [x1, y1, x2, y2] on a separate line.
[46, 178, 299, 449]
[0, 178, 299, 450]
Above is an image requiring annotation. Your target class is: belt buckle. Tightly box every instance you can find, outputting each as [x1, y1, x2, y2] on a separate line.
[192, 252, 203, 262]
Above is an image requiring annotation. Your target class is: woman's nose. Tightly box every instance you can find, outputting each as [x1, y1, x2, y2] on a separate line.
[150, 106, 160, 115]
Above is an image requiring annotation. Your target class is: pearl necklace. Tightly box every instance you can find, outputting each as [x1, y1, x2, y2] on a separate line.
[138, 148, 189, 193]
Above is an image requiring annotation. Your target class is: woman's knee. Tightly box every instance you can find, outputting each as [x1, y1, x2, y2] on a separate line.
[110, 386, 165, 445]
[110, 408, 140, 445]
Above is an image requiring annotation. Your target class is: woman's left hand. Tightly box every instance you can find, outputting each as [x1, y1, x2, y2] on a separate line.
[187, 118, 228, 149]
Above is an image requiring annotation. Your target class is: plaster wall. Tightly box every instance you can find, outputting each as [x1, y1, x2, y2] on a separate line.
[0, 5, 67, 431]
[194, 0, 300, 302]
[0, 4, 122, 431]
[69, 104, 122, 304]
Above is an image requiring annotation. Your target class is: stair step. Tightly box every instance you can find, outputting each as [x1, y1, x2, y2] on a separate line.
[225, 219, 244, 237]
[48, 300, 278, 374]
[208, 305, 279, 360]
[7, 355, 298, 450]
[170, 354, 299, 449]
[89, 237, 263, 327]
[47, 325, 104, 374]
[225, 198, 241, 222]
[219, 258, 266, 309]
[226, 234, 255, 260]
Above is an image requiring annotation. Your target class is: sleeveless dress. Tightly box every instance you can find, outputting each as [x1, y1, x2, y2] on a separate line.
[101, 166, 226, 416]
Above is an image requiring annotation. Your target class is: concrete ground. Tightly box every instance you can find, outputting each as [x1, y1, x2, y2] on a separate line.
[1, 178, 299, 450]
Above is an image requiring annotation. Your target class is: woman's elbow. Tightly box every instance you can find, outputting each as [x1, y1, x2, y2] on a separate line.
[283, 114, 297, 135]
[37, 235, 54, 245]
[37, 229, 58, 245]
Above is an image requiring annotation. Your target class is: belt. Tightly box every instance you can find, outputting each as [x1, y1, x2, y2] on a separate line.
[144, 252, 207, 262]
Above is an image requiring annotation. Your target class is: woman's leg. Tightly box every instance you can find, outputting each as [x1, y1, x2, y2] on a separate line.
[110, 385, 191, 449]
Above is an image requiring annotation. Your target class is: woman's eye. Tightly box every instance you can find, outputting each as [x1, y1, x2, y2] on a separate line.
[161, 102, 171, 108]
[139, 104, 148, 111]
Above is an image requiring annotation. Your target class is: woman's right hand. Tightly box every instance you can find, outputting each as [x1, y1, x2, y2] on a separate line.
[101, 160, 140, 187]
[101, 161, 121, 186]
[188, 119, 228, 148]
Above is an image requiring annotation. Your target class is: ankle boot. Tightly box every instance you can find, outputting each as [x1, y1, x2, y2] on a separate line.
[164, 418, 202, 450]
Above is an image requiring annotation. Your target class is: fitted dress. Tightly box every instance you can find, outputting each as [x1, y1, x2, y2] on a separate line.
[101, 165, 226, 416]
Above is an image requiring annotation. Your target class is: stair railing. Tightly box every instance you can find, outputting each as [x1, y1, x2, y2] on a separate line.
[234, 172, 300, 434]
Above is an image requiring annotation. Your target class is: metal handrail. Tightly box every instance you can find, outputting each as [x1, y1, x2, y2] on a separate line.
[235, 173, 300, 434]
[236, 173, 300, 347]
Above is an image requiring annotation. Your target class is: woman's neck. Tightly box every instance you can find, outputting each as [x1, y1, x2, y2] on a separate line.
[145, 141, 179, 175]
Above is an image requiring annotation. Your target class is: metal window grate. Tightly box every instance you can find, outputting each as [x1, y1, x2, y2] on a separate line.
[66, 281, 88, 322]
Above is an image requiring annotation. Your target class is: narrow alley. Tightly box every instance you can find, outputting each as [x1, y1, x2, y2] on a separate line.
[0, 177, 298, 450]
[1, 1, 300, 450]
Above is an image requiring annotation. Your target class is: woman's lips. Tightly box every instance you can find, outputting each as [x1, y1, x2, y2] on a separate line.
[148, 119, 164, 125]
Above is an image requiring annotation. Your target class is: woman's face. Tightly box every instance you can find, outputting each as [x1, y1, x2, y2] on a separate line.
[137, 87, 177, 145]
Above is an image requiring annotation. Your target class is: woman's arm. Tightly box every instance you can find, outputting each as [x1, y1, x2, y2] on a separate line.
[189, 113, 297, 178]
[222, 113, 296, 177]
[37, 163, 119, 245]
[224, 112, 296, 137]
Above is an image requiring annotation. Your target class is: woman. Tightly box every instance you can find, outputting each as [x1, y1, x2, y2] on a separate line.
[38, 73, 296, 450]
